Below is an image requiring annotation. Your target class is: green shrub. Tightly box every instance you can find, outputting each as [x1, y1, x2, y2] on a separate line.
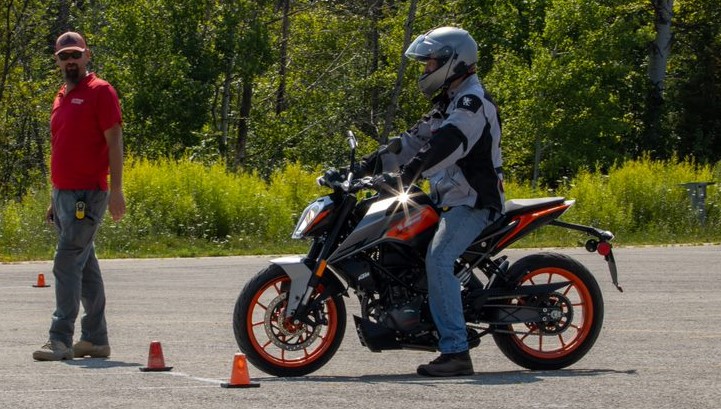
[268, 162, 326, 241]
[561, 156, 718, 244]
[1, 156, 719, 262]
[0, 188, 56, 260]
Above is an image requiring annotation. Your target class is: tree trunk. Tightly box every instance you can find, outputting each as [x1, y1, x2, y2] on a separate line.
[275, 0, 290, 115]
[219, 57, 233, 158]
[1, 0, 34, 103]
[234, 79, 253, 170]
[532, 134, 542, 189]
[0, 2, 13, 103]
[32, 117, 47, 182]
[51, 0, 71, 38]
[367, 0, 381, 138]
[645, 0, 673, 157]
[380, 0, 417, 143]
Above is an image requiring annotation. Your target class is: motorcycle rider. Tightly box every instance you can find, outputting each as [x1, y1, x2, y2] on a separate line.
[357, 26, 505, 377]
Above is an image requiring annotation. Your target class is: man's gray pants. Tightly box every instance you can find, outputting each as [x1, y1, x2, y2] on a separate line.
[49, 189, 109, 348]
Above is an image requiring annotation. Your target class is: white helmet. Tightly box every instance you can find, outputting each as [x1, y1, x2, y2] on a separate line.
[405, 27, 478, 97]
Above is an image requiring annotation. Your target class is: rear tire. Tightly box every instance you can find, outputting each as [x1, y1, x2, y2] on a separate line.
[492, 252, 604, 370]
[233, 264, 346, 377]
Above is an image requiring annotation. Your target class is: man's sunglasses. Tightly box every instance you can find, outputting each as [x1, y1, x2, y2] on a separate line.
[58, 51, 83, 61]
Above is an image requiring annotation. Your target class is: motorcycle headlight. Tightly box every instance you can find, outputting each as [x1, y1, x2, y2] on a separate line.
[292, 197, 334, 239]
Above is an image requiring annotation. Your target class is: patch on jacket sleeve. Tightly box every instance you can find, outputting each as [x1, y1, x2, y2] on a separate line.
[456, 94, 482, 113]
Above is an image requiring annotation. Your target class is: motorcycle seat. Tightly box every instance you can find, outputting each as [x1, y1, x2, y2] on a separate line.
[503, 197, 567, 218]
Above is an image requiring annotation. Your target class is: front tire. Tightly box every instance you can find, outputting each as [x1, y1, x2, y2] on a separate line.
[233, 264, 346, 377]
[492, 252, 604, 370]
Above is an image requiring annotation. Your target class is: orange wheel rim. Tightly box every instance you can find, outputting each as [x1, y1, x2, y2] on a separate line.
[246, 277, 339, 368]
[509, 267, 594, 359]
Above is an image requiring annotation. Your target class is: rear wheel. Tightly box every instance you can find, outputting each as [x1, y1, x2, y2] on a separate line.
[492, 252, 604, 370]
[233, 264, 346, 377]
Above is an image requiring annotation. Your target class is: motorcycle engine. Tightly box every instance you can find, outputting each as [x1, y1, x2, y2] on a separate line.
[346, 244, 434, 333]
[378, 291, 427, 332]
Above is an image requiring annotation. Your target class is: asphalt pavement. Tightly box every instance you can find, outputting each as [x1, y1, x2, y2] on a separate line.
[1, 245, 720, 409]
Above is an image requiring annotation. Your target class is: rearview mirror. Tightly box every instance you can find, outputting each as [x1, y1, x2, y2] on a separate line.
[346, 130, 357, 150]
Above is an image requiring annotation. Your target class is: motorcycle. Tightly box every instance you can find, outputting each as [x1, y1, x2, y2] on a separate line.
[232, 132, 622, 377]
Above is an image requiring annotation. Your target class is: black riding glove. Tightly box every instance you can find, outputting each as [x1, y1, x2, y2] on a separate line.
[317, 167, 344, 187]
[399, 157, 423, 186]
[371, 172, 402, 192]
[348, 160, 370, 177]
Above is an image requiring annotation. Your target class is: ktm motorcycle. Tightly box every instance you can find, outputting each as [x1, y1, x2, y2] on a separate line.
[232, 132, 622, 377]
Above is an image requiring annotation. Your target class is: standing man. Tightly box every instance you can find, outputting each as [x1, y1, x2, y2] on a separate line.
[33, 31, 125, 361]
[357, 27, 504, 376]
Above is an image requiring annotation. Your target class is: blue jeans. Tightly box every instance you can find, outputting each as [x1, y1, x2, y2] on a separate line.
[426, 206, 497, 354]
[49, 189, 109, 347]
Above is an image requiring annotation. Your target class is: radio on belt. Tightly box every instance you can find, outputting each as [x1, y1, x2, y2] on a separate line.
[75, 201, 86, 220]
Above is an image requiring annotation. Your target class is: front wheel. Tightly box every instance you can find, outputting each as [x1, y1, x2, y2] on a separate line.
[492, 252, 604, 370]
[233, 264, 346, 377]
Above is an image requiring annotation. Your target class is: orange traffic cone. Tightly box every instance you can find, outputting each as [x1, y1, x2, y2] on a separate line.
[221, 353, 260, 388]
[32, 273, 50, 288]
[139, 341, 173, 372]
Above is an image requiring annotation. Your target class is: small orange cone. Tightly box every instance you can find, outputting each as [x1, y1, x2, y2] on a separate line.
[221, 353, 260, 388]
[32, 273, 50, 288]
[139, 341, 173, 372]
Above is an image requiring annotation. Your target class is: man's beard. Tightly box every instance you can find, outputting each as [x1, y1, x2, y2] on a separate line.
[63, 65, 80, 84]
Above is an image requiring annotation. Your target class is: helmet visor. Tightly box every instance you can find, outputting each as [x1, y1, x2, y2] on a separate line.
[404, 34, 453, 63]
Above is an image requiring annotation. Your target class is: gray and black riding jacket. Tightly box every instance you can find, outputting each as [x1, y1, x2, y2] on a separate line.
[366, 75, 504, 213]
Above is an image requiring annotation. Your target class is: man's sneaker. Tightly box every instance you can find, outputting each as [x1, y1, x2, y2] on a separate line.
[32, 340, 73, 361]
[73, 340, 111, 358]
[417, 350, 474, 377]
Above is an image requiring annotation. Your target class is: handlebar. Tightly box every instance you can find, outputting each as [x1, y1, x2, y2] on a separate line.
[317, 130, 405, 194]
[317, 170, 376, 193]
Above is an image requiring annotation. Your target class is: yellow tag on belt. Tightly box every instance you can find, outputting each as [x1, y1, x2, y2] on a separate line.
[75, 201, 86, 220]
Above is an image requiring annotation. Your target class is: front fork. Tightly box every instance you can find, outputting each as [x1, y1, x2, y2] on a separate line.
[270, 256, 317, 322]
[271, 242, 346, 325]
[278, 195, 357, 323]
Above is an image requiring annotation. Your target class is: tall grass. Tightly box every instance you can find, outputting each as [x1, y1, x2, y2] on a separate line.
[1, 156, 719, 261]
[562, 156, 720, 244]
[0, 188, 56, 260]
[504, 156, 720, 247]
[98, 158, 325, 257]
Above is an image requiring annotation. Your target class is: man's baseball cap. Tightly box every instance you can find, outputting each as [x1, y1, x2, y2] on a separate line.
[54, 31, 87, 55]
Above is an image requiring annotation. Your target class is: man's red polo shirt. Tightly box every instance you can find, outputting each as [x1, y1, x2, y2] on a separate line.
[50, 73, 122, 191]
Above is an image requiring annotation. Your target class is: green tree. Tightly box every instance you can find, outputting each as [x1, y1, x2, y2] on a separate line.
[0, 0, 54, 200]
[480, 0, 650, 185]
[2, 0, 721, 204]
[667, 0, 721, 162]
[642, 0, 674, 159]
[98, 0, 220, 158]
[246, 2, 393, 172]
[210, 0, 272, 169]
